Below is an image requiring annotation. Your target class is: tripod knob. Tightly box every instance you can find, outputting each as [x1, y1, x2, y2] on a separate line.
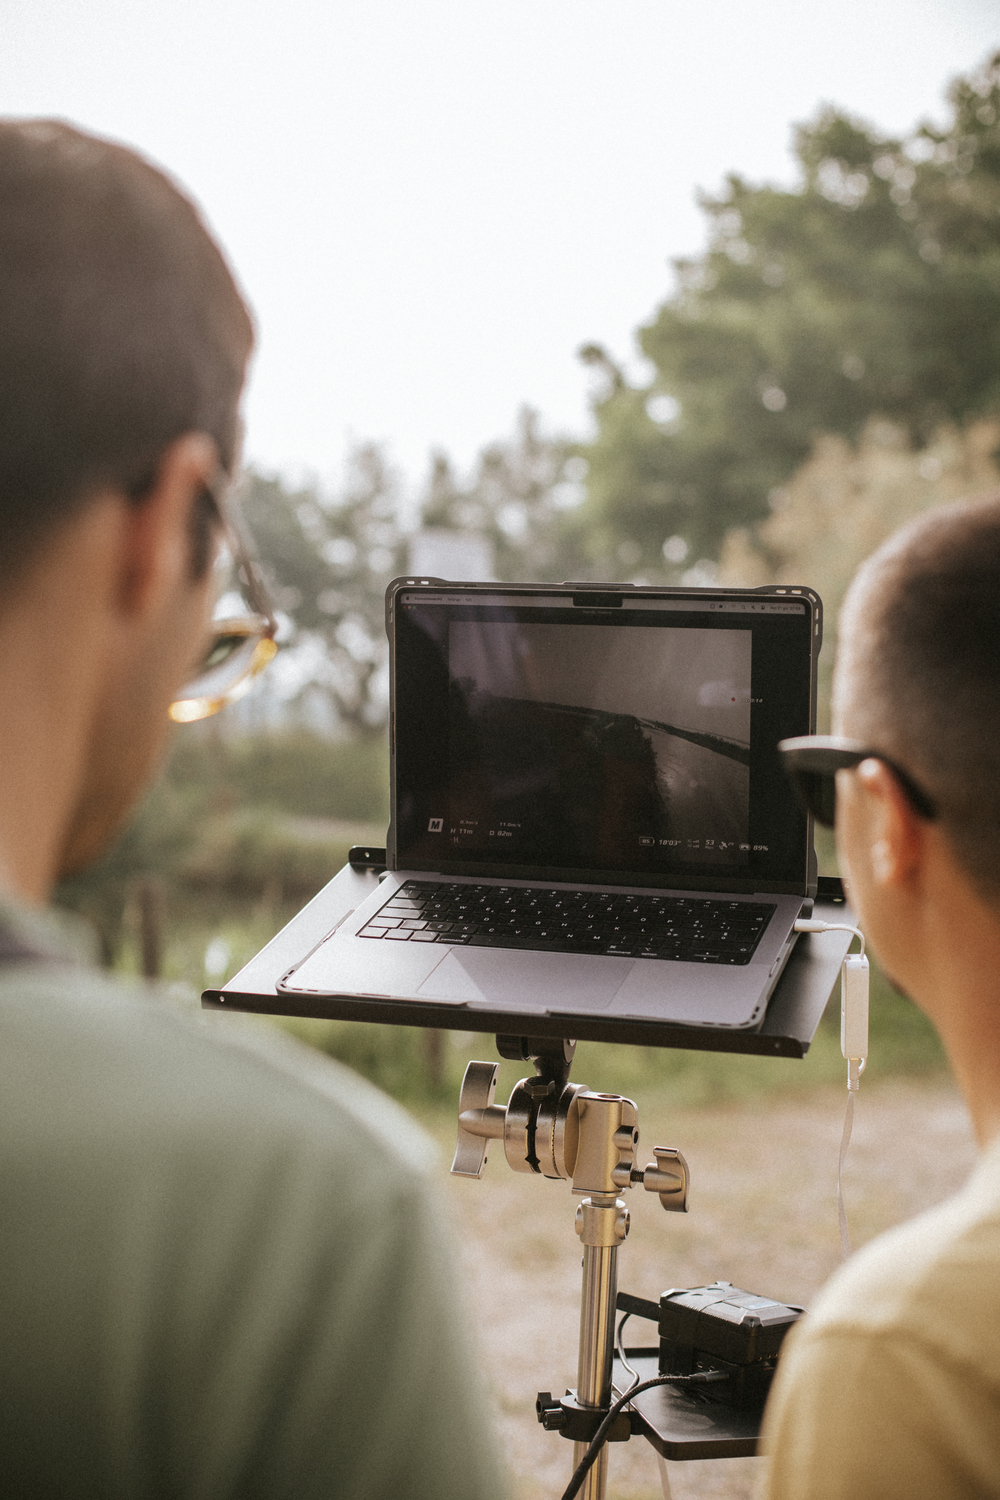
[635, 1146, 690, 1212]
[451, 1061, 506, 1177]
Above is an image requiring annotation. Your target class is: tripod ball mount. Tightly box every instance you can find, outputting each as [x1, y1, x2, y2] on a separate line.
[451, 1037, 689, 1500]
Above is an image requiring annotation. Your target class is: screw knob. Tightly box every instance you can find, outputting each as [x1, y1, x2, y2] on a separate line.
[640, 1146, 690, 1213]
[451, 1061, 504, 1177]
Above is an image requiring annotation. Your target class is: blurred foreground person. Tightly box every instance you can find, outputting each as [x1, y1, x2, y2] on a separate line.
[764, 496, 1000, 1497]
[0, 119, 505, 1500]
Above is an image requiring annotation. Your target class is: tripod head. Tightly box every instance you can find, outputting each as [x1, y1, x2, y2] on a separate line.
[450, 1035, 690, 1500]
[451, 1036, 689, 1207]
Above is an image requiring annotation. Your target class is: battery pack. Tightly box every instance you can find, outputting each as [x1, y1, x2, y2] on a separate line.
[658, 1281, 803, 1409]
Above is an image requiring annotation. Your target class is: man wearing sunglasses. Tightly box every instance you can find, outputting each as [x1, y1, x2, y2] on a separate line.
[763, 496, 1000, 1498]
[0, 120, 504, 1499]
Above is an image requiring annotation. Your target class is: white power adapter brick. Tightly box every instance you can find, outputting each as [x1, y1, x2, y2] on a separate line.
[791, 920, 870, 1255]
[841, 953, 870, 1063]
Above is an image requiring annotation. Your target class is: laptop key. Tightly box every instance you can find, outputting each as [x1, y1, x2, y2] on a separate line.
[363, 884, 776, 966]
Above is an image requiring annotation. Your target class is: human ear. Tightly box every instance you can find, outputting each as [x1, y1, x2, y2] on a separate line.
[853, 759, 924, 889]
[117, 433, 219, 618]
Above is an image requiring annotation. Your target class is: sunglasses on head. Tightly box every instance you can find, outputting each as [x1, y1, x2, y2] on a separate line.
[169, 476, 278, 724]
[777, 735, 938, 828]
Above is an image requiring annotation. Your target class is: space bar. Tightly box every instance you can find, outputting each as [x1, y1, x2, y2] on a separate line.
[463, 932, 681, 957]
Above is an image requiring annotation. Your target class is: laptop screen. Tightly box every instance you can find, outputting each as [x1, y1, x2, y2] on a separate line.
[390, 587, 817, 894]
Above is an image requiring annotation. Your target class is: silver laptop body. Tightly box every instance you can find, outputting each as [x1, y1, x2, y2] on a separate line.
[279, 580, 821, 1033]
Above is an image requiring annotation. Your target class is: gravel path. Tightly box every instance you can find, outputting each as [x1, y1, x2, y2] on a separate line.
[436, 1078, 976, 1500]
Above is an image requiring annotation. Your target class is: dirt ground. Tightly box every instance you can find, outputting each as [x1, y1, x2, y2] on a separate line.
[434, 1077, 977, 1500]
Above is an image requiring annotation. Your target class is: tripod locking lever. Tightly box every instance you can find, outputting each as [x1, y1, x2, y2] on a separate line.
[630, 1146, 690, 1213]
[452, 1061, 506, 1177]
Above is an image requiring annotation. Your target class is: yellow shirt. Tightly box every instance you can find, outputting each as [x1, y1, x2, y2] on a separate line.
[762, 1131, 1000, 1498]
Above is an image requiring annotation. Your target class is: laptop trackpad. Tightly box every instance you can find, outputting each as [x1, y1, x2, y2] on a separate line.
[417, 948, 633, 1010]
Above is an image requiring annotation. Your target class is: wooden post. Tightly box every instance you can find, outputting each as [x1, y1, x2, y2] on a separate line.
[423, 1027, 444, 1089]
[136, 876, 164, 981]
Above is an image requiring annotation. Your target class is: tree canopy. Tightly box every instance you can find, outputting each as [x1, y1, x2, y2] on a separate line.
[419, 406, 586, 583]
[578, 50, 1000, 574]
[238, 445, 404, 733]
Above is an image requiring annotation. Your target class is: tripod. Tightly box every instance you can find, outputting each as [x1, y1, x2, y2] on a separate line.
[452, 1036, 691, 1500]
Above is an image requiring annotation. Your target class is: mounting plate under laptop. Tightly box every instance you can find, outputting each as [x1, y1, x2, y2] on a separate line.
[203, 863, 854, 1058]
[276, 868, 807, 1032]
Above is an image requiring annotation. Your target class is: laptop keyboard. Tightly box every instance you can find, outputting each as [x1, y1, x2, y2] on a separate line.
[358, 881, 776, 966]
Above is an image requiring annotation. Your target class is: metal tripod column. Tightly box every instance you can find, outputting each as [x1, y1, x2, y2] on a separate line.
[573, 1192, 629, 1500]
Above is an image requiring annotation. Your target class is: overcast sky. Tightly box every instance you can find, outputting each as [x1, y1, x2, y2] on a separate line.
[2, 1, 997, 493]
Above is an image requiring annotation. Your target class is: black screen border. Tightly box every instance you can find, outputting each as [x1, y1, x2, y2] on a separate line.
[385, 579, 820, 896]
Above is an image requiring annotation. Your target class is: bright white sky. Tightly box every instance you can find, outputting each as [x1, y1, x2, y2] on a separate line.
[1, 0, 997, 494]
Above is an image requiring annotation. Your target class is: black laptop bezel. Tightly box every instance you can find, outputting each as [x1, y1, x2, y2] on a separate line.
[385, 579, 820, 898]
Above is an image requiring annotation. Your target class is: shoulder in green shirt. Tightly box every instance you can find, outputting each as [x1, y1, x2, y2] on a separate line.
[0, 897, 507, 1500]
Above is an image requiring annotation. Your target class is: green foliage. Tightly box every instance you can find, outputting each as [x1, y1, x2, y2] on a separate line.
[179, 809, 365, 898]
[580, 51, 1000, 572]
[56, 732, 388, 964]
[168, 730, 389, 822]
[279, 1017, 461, 1107]
[57, 769, 199, 966]
[113, 890, 306, 992]
[419, 406, 594, 583]
[239, 444, 404, 731]
[717, 414, 1000, 730]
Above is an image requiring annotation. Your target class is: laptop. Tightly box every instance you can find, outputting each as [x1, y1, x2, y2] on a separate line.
[278, 580, 821, 1033]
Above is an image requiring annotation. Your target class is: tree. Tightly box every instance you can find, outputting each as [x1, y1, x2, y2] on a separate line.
[238, 443, 405, 733]
[717, 415, 1000, 729]
[579, 50, 1000, 573]
[417, 405, 593, 583]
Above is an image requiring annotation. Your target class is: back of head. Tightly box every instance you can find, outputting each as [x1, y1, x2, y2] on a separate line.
[835, 493, 1000, 901]
[0, 119, 254, 580]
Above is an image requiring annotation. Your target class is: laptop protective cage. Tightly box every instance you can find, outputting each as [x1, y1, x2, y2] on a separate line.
[384, 579, 820, 900]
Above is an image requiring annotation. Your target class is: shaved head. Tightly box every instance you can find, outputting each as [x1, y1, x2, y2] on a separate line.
[834, 492, 1000, 901]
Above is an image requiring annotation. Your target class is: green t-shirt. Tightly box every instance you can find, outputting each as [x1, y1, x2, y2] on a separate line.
[0, 896, 507, 1500]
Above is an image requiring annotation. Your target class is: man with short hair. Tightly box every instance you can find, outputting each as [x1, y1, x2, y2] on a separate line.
[0, 118, 505, 1499]
[763, 495, 1000, 1497]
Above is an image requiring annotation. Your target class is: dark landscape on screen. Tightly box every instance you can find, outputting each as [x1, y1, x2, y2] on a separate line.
[442, 620, 751, 870]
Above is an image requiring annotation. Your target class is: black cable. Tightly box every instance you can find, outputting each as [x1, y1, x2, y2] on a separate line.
[558, 1370, 729, 1500]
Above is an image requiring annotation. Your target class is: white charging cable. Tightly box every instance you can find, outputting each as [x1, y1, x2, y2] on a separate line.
[792, 918, 865, 958]
[794, 919, 870, 1259]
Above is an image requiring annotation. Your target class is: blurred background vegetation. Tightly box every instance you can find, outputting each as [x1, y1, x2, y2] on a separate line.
[57, 51, 1000, 1109]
